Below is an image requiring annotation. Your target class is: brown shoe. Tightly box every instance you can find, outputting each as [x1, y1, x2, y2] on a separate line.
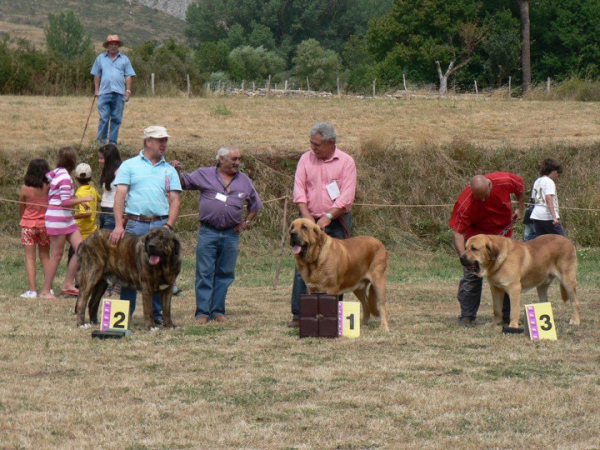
[287, 319, 300, 328]
[195, 316, 208, 325]
[214, 315, 228, 323]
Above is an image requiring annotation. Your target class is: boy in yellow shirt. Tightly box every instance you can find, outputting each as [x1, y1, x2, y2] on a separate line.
[67, 164, 101, 269]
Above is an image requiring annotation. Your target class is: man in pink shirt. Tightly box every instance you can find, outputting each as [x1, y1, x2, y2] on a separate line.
[288, 122, 357, 328]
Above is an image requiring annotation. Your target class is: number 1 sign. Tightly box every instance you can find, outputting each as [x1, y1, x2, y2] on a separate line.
[338, 301, 361, 338]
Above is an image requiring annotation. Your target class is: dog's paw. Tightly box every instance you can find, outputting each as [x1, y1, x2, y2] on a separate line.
[149, 326, 161, 332]
[569, 318, 580, 325]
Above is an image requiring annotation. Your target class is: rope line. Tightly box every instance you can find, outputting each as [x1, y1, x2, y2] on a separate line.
[3, 196, 600, 217]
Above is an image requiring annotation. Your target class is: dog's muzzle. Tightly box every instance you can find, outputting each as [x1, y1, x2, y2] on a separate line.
[459, 256, 479, 272]
[289, 231, 305, 256]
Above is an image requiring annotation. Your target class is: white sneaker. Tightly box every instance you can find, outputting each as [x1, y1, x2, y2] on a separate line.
[20, 290, 37, 298]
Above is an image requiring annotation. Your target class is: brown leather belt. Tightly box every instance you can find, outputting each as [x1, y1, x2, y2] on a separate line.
[126, 214, 168, 223]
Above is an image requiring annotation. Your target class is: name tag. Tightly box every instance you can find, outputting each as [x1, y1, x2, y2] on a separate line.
[326, 181, 340, 201]
[216, 193, 227, 202]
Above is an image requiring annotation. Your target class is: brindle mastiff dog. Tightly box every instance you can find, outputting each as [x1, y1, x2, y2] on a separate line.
[460, 234, 580, 329]
[75, 228, 181, 330]
[289, 218, 389, 330]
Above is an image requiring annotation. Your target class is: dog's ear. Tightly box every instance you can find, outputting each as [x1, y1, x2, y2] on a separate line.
[173, 237, 181, 258]
[486, 242, 497, 261]
[144, 234, 151, 254]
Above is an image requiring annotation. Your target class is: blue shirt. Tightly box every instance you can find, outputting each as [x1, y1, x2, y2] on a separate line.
[90, 52, 136, 95]
[182, 166, 263, 229]
[115, 151, 182, 216]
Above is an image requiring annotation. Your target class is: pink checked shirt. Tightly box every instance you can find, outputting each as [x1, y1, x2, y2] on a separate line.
[293, 148, 357, 217]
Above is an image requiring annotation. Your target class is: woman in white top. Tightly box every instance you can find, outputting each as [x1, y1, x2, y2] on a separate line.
[98, 144, 121, 231]
[530, 158, 565, 237]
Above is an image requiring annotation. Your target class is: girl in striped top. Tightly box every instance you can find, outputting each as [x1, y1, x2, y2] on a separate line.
[40, 147, 94, 300]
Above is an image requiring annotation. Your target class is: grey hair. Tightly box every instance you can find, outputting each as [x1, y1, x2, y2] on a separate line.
[215, 146, 237, 165]
[310, 122, 337, 143]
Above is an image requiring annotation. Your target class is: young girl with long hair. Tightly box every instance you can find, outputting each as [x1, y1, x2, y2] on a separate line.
[98, 143, 122, 231]
[19, 158, 51, 298]
[40, 147, 94, 300]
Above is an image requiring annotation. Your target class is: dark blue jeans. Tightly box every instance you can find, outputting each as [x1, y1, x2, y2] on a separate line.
[291, 213, 352, 319]
[97, 92, 125, 144]
[99, 206, 115, 231]
[532, 219, 566, 237]
[194, 225, 239, 319]
[120, 219, 166, 321]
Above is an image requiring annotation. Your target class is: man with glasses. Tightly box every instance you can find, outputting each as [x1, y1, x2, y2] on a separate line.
[450, 173, 525, 327]
[172, 147, 262, 325]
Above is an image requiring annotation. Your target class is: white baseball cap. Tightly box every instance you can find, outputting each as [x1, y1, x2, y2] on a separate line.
[74, 163, 92, 179]
[143, 125, 170, 139]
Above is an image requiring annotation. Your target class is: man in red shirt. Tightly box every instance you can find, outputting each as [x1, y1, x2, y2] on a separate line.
[449, 172, 525, 327]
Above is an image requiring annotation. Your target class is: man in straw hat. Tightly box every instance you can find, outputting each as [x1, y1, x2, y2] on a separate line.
[90, 34, 136, 145]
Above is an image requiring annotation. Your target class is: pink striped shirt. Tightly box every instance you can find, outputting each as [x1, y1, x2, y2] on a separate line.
[45, 167, 78, 235]
[293, 148, 357, 217]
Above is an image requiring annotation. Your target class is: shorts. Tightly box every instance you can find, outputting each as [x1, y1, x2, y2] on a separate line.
[21, 226, 50, 246]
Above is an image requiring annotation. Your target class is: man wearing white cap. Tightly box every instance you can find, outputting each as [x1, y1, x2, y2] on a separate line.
[90, 34, 136, 145]
[109, 125, 182, 325]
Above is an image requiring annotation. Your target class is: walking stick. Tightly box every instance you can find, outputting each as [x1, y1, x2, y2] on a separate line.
[80, 96, 96, 148]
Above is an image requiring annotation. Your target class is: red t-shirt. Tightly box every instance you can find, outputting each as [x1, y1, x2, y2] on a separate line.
[449, 172, 524, 239]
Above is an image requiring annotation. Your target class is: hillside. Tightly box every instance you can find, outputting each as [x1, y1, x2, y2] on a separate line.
[0, 0, 187, 48]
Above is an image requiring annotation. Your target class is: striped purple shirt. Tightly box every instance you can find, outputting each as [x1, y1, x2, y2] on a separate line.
[45, 167, 78, 235]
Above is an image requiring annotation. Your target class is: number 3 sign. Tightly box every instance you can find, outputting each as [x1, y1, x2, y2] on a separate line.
[525, 303, 557, 341]
[101, 299, 131, 334]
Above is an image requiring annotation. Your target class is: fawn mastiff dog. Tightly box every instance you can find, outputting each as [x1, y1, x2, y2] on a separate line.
[75, 228, 181, 330]
[460, 234, 580, 329]
[289, 218, 389, 330]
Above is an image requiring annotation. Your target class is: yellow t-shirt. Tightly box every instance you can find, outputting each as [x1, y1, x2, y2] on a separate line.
[74, 184, 101, 239]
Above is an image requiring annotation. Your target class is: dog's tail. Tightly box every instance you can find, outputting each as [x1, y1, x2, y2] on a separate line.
[367, 284, 381, 317]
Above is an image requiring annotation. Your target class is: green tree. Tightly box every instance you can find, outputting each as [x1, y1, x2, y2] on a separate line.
[229, 46, 285, 82]
[45, 11, 92, 58]
[292, 39, 342, 91]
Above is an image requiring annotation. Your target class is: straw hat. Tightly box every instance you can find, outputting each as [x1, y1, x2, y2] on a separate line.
[103, 35, 123, 48]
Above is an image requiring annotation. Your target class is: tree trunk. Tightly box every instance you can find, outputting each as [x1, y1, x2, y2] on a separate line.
[436, 60, 454, 95]
[518, 0, 531, 93]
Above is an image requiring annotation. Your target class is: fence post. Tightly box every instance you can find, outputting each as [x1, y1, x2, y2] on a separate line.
[267, 75, 271, 96]
[403, 73, 407, 91]
[546, 77, 551, 93]
[252, 81, 256, 92]
[206, 82, 211, 94]
[284, 80, 288, 92]
[272, 197, 289, 290]
[186, 74, 190, 98]
[508, 76, 512, 98]
[306, 77, 310, 92]
[372, 79, 376, 98]
[337, 77, 340, 97]
[241, 80, 245, 91]
[151, 73, 155, 95]
[474, 80, 478, 99]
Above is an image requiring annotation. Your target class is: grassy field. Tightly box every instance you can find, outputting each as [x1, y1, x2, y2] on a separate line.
[1, 95, 600, 448]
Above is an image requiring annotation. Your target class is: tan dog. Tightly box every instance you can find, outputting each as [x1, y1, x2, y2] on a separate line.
[76, 228, 181, 330]
[289, 218, 389, 330]
[460, 234, 580, 328]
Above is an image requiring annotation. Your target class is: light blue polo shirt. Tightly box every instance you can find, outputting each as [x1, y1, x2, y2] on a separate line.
[115, 151, 182, 216]
[90, 52, 136, 95]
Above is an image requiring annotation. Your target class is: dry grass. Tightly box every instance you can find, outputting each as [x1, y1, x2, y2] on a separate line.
[1, 239, 599, 448]
[1, 95, 600, 156]
[1, 95, 600, 448]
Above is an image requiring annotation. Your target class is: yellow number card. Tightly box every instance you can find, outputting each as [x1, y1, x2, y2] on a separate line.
[525, 303, 557, 341]
[100, 299, 131, 332]
[338, 301, 361, 338]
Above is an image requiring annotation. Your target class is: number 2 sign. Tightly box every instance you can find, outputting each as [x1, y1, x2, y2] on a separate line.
[525, 303, 557, 341]
[101, 299, 131, 333]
